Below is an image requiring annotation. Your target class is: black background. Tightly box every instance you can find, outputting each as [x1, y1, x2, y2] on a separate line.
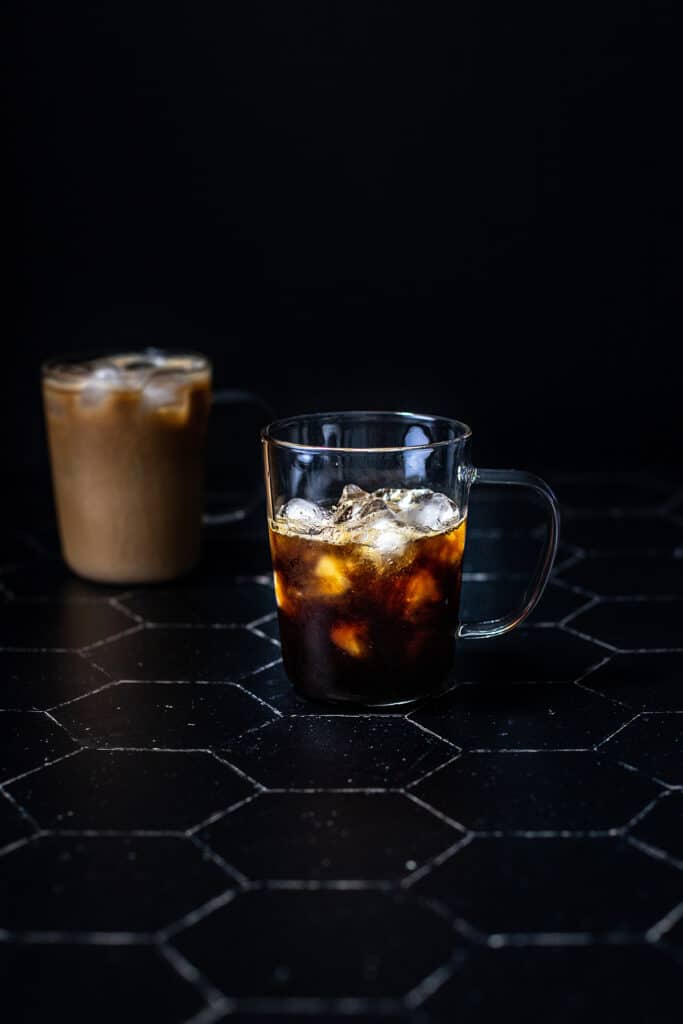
[6, 1, 679, 479]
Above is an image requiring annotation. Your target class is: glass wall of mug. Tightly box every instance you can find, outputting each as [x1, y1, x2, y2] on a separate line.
[262, 411, 559, 708]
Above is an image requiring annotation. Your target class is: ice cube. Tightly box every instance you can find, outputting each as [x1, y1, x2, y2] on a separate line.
[353, 510, 408, 556]
[340, 484, 367, 502]
[93, 365, 121, 383]
[330, 621, 368, 657]
[333, 484, 377, 523]
[314, 554, 350, 595]
[403, 569, 442, 621]
[400, 492, 459, 532]
[337, 497, 390, 524]
[142, 371, 189, 412]
[79, 365, 122, 408]
[396, 489, 434, 512]
[279, 497, 330, 534]
[371, 523, 408, 555]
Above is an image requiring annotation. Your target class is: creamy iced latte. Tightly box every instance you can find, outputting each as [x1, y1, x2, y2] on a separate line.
[43, 351, 211, 583]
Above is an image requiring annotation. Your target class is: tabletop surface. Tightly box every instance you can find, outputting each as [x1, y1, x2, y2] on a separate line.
[1, 472, 683, 1023]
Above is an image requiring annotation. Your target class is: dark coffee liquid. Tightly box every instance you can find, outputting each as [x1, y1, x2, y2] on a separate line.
[269, 498, 466, 705]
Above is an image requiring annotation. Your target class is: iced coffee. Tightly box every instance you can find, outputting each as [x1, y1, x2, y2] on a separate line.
[269, 485, 467, 705]
[43, 351, 211, 583]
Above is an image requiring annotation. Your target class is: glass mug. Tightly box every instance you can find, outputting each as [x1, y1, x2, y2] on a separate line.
[43, 349, 269, 584]
[262, 411, 560, 707]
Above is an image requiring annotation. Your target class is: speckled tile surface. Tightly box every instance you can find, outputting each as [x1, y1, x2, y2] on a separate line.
[1, 474, 683, 1022]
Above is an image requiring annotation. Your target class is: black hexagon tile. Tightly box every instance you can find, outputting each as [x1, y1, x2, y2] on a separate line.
[253, 615, 280, 642]
[0, 791, 33, 850]
[0, 834, 231, 934]
[571, 600, 683, 651]
[561, 554, 683, 598]
[6, 748, 254, 830]
[0, 650, 108, 710]
[602, 714, 683, 787]
[413, 836, 683, 935]
[561, 516, 682, 553]
[119, 580, 276, 625]
[200, 792, 459, 881]
[460, 579, 588, 626]
[1, 562, 126, 601]
[452, 628, 603, 684]
[0, 945, 203, 1024]
[411, 752, 660, 832]
[88, 625, 276, 681]
[0, 710, 77, 783]
[422, 944, 683, 1024]
[631, 792, 683, 864]
[237, 660, 305, 715]
[54, 681, 277, 749]
[220, 716, 452, 789]
[173, 890, 457, 999]
[0, 601, 134, 650]
[583, 653, 683, 710]
[664, 916, 683, 952]
[462, 534, 546, 576]
[409, 681, 627, 750]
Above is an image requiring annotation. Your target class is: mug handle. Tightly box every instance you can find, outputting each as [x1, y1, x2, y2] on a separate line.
[202, 389, 274, 526]
[457, 468, 560, 639]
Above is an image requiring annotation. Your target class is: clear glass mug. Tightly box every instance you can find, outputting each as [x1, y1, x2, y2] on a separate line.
[262, 411, 560, 707]
[43, 349, 270, 584]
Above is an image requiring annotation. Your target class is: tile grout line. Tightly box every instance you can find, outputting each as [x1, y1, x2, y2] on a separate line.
[158, 942, 230, 1010]
[1, 747, 84, 789]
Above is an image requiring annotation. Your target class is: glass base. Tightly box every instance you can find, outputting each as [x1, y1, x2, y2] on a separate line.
[292, 679, 458, 710]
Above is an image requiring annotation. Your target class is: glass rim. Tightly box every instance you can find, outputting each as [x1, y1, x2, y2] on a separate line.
[41, 348, 210, 382]
[261, 410, 473, 454]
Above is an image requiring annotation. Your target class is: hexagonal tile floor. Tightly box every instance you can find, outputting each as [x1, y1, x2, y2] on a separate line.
[0, 945, 203, 1023]
[571, 599, 683, 651]
[410, 752, 660, 832]
[411, 836, 683, 936]
[0, 650, 110, 710]
[198, 791, 461, 881]
[1, 473, 683, 1023]
[5, 748, 255, 830]
[581, 652, 683, 710]
[601, 714, 683, 788]
[220, 716, 454, 789]
[172, 890, 459, 1000]
[421, 944, 683, 1023]
[631, 792, 683, 866]
[53, 681, 278, 749]
[0, 834, 231, 934]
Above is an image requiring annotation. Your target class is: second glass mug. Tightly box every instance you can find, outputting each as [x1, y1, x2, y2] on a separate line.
[262, 411, 560, 707]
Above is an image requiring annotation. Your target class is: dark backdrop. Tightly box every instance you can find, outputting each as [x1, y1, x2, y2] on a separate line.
[6, 1, 678, 480]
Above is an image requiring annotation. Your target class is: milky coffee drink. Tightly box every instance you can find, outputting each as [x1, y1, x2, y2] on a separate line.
[43, 352, 211, 583]
[269, 485, 467, 704]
